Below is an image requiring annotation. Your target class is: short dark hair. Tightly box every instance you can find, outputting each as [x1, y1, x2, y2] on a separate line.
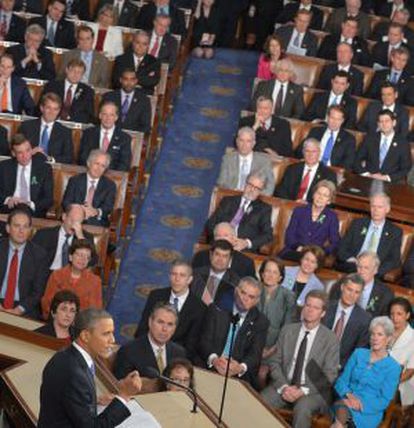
[259, 257, 285, 283]
[7, 206, 32, 226]
[150, 302, 178, 323]
[66, 58, 86, 71]
[327, 104, 346, 118]
[332, 70, 350, 82]
[380, 81, 397, 93]
[50, 290, 80, 316]
[389, 297, 413, 320]
[40, 92, 62, 108]
[69, 239, 95, 258]
[341, 273, 365, 290]
[120, 68, 138, 78]
[49, 0, 66, 7]
[378, 109, 396, 121]
[99, 99, 119, 115]
[73, 308, 112, 339]
[210, 239, 233, 254]
[11, 133, 31, 149]
[77, 25, 94, 38]
[305, 289, 328, 310]
[0, 53, 14, 66]
[163, 358, 194, 389]
[300, 245, 325, 268]
[343, 16, 359, 26]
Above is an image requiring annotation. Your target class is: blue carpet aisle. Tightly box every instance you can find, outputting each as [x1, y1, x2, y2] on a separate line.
[108, 49, 259, 343]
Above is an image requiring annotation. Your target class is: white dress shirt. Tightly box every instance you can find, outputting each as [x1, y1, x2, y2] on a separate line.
[148, 334, 166, 368]
[359, 280, 374, 310]
[50, 226, 74, 270]
[12, 162, 33, 209]
[64, 80, 78, 100]
[333, 302, 354, 335]
[328, 91, 343, 107]
[300, 163, 319, 200]
[100, 126, 115, 150]
[289, 28, 304, 48]
[169, 289, 189, 312]
[149, 31, 163, 57]
[238, 152, 253, 189]
[133, 54, 145, 70]
[271, 80, 287, 110]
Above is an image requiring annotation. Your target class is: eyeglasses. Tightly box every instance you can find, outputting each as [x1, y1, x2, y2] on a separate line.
[246, 182, 263, 192]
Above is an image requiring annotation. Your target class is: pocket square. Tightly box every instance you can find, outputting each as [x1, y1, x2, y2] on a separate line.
[112, 146, 120, 150]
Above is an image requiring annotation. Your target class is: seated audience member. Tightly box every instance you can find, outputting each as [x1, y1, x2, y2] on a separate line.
[30, 0, 76, 49]
[19, 92, 74, 164]
[256, 35, 285, 80]
[59, 25, 111, 89]
[354, 109, 411, 182]
[35, 289, 80, 341]
[64, 0, 90, 20]
[303, 71, 357, 129]
[206, 171, 273, 252]
[0, 0, 26, 42]
[372, 8, 414, 47]
[43, 58, 95, 124]
[191, 240, 239, 310]
[0, 207, 48, 318]
[198, 277, 269, 387]
[149, 14, 178, 68]
[192, 222, 256, 278]
[0, 53, 36, 116]
[102, 69, 152, 133]
[94, 0, 139, 27]
[332, 317, 401, 428]
[79, 101, 132, 172]
[114, 302, 186, 379]
[275, 139, 337, 203]
[281, 245, 325, 308]
[319, 16, 372, 67]
[376, 0, 413, 18]
[113, 31, 161, 95]
[274, 9, 318, 57]
[62, 149, 116, 227]
[252, 58, 305, 119]
[41, 239, 102, 320]
[262, 290, 339, 428]
[276, 0, 323, 30]
[317, 42, 364, 96]
[257, 259, 295, 389]
[0, 134, 53, 218]
[89, 4, 124, 58]
[7, 24, 55, 81]
[32, 204, 96, 271]
[217, 127, 275, 196]
[163, 358, 195, 391]
[279, 180, 340, 261]
[389, 297, 414, 406]
[336, 193, 402, 276]
[323, 273, 371, 368]
[238, 97, 292, 157]
[297, 106, 356, 170]
[192, 0, 220, 59]
[402, 241, 414, 288]
[135, 260, 205, 360]
[357, 82, 409, 137]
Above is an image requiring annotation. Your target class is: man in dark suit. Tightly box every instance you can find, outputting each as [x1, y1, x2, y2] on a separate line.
[149, 14, 178, 70]
[135, 260, 205, 360]
[323, 273, 371, 368]
[103, 69, 152, 133]
[65, 0, 91, 20]
[371, 9, 414, 47]
[43, 58, 95, 124]
[198, 277, 269, 386]
[317, 42, 364, 96]
[0, 134, 53, 218]
[375, 0, 413, 18]
[30, 0, 76, 49]
[206, 172, 273, 252]
[0, 0, 26, 43]
[252, 58, 305, 119]
[38, 308, 142, 427]
[112, 31, 161, 95]
[7, 24, 56, 81]
[79, 101, 132, 171]
[62, 149, 116, 227]
[0, 53, 36, 116]
[275, 138, 337, 202]
[19, 92, 74, 164]
[114, 302, 187, 379]
[354, 109, 411, 182]
[13, 0, 43, 13]
[336, 193, 402, 277]
[297, 106, 356, 170]
[276, 0, 324, 30]
[0, 207, 48, 318]
[95, 0, 139, 27]
[304, 70, 357, 129]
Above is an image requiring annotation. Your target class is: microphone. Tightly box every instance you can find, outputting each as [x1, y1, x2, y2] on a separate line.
[145, 367, 198, 413]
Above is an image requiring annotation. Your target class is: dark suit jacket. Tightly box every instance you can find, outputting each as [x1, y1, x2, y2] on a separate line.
[274, 25, 318, 57]
[112, 52, 161, 95]
[114, 335, 186, 379]
[14, 0, 44, 13]
[275, 161, 337, 202]
[276, 2, 323, 30]
[402, 241, 414, 288]
[375, 1, 414, 18]
[372, 21, 414, 47]
[198, 304, 269, 385]
[67, 0, 91, 20]
[297, 126, 356, 170]
[5, 14, 26, 43]
[0, 125, 9, 156]
[324, 8, 371, 40]
[38, 345, 131, 427]
[252, 79, 305, 119]
[317, 63, 364, 96]
[336, 217, 402, 277]
[322, 301, 371, 367]
[153, 32, 178, 70]
[4, 75, 36, 116]
[7, 43, 56, 81]
[0, 154, 53, 217]
[42, 80, 95, 124]
[62, 173, 116, 227]
[78, 126, 131, 172]
[303, 91, 357, 129]
[0, 238, 48, 318]
[371, 41, 411, 69]
[353, 132, 411, 182]
[136, 3, 186, 36]
[134, 287, 206, 359]
[30, 16, 76, 49]
[102, 89, 152, 133]
[238, 115, 292, 157]
[96, 0, 139, 27]
[19, 119, 74, 164]
[206, 196, 273, 251]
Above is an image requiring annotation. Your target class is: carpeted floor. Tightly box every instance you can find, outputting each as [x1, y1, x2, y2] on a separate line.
[107, 48, 259, 343]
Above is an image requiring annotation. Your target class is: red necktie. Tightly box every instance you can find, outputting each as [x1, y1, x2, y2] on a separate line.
[297, 168, 311, 200]
[61, 85, 73, 120]
[3, 249, 19, 309]
[102, 131, 110, 152]
[150, 36, 160, 57]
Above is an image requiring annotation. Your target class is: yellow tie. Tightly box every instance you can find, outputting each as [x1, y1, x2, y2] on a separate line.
[156, 347, 164, 373]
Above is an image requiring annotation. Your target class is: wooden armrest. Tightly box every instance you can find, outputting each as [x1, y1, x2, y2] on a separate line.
[383, 267, 402, 283]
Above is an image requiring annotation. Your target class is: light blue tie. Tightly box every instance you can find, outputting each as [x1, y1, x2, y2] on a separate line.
[331, 96, 339, 106]
[40, 125, 49, 153]
[390, 71, 399, 84]
[379, 136, 388, 168]
[322, 131, 335, 165]
[47, 22, 55, 46]
[222, 317, 240, 357]
[293, 32, 301, 47]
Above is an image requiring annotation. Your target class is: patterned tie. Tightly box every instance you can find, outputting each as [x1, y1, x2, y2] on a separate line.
[150, 36, 160, 57]
[40, 125, 49, 153]
[47, 21, 55, 46]
[379, 136, 388, 168]
[238, 158, 249, 190]
[19, 166, 29, 201]
[222, 316, 240, 357]
[291, 331, 309, 386]
[1, 83, 8, 112]
[0, 14, 7, 38]
[297, 168, 311, 200]
[3, 249, 19, 309]
[86, 180, 96, 205]
[61, 85, 73, 120]
[202, 275, 217, 305]
[121, 95, 130, 122]
[156, 347, 164, 373]
[274, 84, 284, 113]
[334, 310, 346, 339]
[102, 131, 110, 152]
[230, 200, 247, 228]
[61, 233, 71, 267]
[321, 132, 335, 165]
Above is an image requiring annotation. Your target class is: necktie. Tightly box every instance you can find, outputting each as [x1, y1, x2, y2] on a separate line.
[19, 166, 29, 201]
[156, 347, 164, 373]
[230, 200, 247, 228]
[62, 85, 73, 120]
[1, 83, 8, 112]
[222, 316, 240, 357]
[390, 71, 399, 84]
[47, 21, 55, 46]
[291, 331, 309, 386]
[202, 275, 217, 305]
[239, 158, 249, 190]
[297, 168, 311, 200]
[274, 84, 284, 113]
[89, 362, 96, 377]
[150, 36, 160, 57]
[3, 249, 19, 309]
[321, 132, 335, 165]
[136, 57, 142, 72]
[379, 136, 388, 168]
[40, 125, 49, 153]
[293, 32, 301, 47]
[102, 131, 110, 152]
[334, 310, 346, 339]
[331, 95, 339, 106]
[260, 121, 267, 130]
[367, 226, 378, 252]
[61, 233, 71, 267]
[121, 95, 130, 122]
[173, 297, 179, 312]
[0, 14, 7, 38]
[86, 180, 96, 205]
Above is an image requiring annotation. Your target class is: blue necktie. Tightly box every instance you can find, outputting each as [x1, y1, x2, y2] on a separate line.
[222, 316, 240, 357]
[379, 137, 388, 168]
[40, 125, 49, 153]
[322, 131, 335, 165]
[121, 94, 129, 122]
[391, 71, 399, 84]
[331, 96, 339, 106]
[89, 362, 96, 377]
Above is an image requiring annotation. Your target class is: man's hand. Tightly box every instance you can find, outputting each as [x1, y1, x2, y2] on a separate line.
[5, 307, 24, 316]
[6, 197, 26, 209]
[97, 393, 115, 406]
[281, 386, 303, 403]
[83, 204, 98, 219]
[262, 345, 277, 360]
[32, 147, 46, 156]
[71, 221, 84, 239]
[118, 370, 142, 401]
[228, 359, 243, 377]
[212, 356, 228, 376]
[233, 238, 249, 251]
[344, 393, 363, 411]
